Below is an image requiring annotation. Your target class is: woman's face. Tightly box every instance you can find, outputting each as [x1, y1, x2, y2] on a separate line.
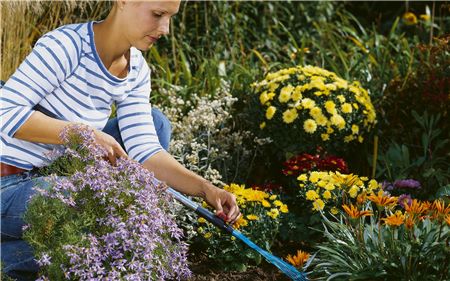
[118, 0, 180, 51]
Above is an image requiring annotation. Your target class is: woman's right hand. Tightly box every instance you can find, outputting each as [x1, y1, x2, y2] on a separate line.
[93, 129, 128, 165]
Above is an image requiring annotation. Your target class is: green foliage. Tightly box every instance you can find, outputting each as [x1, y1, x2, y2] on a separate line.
[308, 208, 450, 280]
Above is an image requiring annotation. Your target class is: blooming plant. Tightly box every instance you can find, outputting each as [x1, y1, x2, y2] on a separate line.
[307, 195, 450, 280]
[297, 170, 381, 214]
[24, 125, 191, 280]
[282, 149, 349, 177]
[193, 183, 288, 271]
[252, 65, 377, 152]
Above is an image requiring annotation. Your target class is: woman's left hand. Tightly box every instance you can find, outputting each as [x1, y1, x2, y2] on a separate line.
[203, 183, 241, 224]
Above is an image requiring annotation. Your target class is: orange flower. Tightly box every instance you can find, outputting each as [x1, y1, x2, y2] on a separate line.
[403, 12, 417, 25]
[286, 250, 310, 268]
[342, 204, 372, 219]
[382, 211, 405, 227]
[356, 192, 367, 205]
[405, 216, 415, 229]
[232, 217, 248, 230]
[431, 200, 450, 215]
[367, 190, 397, 208]
[445, 215, 450, 226]
[404, 199, 429, 217]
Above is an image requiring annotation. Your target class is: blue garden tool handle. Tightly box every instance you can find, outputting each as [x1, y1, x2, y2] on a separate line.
[166, 187, 233, 233]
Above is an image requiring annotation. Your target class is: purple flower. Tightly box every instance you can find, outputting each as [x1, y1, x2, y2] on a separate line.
[36, 253, 52, 266]
[394, 179, 421, 190]
[398, 194, 413, 209]
[381, 181, 394, 191]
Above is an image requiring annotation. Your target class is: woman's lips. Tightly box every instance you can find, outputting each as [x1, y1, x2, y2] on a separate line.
[146, 35, 158, 43]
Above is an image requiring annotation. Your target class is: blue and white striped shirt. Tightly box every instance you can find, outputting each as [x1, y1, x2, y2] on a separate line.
[0, 21, 163, 170]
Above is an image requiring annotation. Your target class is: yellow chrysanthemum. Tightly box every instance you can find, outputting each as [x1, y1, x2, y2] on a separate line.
[297, 174, 308, 181]
[324, 100, 336, 114]
[303, 119, 317, 134]
[309, 171, 320, 183]
[279, 204, 289, 213]
[341, 103, 353, 113]
[301, 98, 316, 109]
[403, 12, 417, 25]
[312, 199, 325, 211]
[267, 208, 280, 219]
[321, 133, 330, 141]
[348, 185, 359, 198]
[330, 114, 346, 129]
[259, 92, 269, 105]
[309, 107, 322, 118]
[330, 207, 339, 215]
[351, 124, 359, 134]
[262, 200, 271, 208]
[269, 194, 277, 200]
[266, 106, 276, 120]
[198, 217, 207, 223]
[306, 190, 320, 201]
[246, 214, 259, 221]
[283, 108, 298, 124]
[278, 85, 294, 103]
[259, 122, 266, 129]
[204, 232, 212, 239]
[274, 200, 283, 207]
[323, 190, 332, 200]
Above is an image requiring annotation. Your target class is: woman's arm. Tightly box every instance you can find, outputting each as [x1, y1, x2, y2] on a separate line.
[143, 150, 240, 223]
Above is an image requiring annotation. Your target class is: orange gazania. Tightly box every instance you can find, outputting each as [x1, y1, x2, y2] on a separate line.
[286, 250, 310, 268]
[445, 215, 450, 226]
[342, 204, 372, 219]
[431, 200, 450, 215]
[382, 211, 405, 227]
[404, 199, 429, 217]
[367, 190, 397, 208]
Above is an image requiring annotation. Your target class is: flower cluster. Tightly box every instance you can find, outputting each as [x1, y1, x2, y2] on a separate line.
[282, 151, 348, 177]
[252, 65, 377, 152]
[24, 125, 191, 280]
[194, 183, 287, 271]
[297, 171, 380, 213]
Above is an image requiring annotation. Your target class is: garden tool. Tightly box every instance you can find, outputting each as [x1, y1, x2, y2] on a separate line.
[166, 187, 308, 281]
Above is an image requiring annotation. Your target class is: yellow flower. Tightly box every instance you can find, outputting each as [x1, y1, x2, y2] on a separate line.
[301, 98, 316, 109]
[368, 179, 379, 191]
[348, 185, 359, 198]
[330, 207, 339, 215]
[309, 107, 322, 118]
[324, 100, 336, 114]
[351, 124, 359, 134]
[323, 190, 332, 200]
[315, 115, 327, 126]
[336, 95, 346, 103]
[246, 214, 259, 221]
[266, 106, 276, 120]
[204, 232, 212, 239]
[259, 122, 266, 129]
[286, 250, 310, 268]
[420, 14, 430, 21]
[283, 108, 298, 124]
[259, 92, 269, 105]
[330, 114, 346, 130]
[233, 217, 249, 229]
[303, 119, 317, 134]
[312, 199, 325, 211]
[278, 85, 294, 103]
[321, 133, 330, 141]
[403, 12, 417, 25]
[382, 211, 405, 227]
[262, 200, 271, 208]
[274, 200, 283, 207]
[341, 103, 353, 113]
[198, 217, 207, 223]
[291, 86, 303, 101]
[305, 190, 319, 201]
[279, 204, 289, 213]
[267, 208, 280, 219]
[309, 171, 320, 183]
[269, 194, 277, 200]
[297, 174, 308, 181]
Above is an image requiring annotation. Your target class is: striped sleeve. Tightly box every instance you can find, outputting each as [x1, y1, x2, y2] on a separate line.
[116, 62, 163, 163]
[0, 28, 81, 137]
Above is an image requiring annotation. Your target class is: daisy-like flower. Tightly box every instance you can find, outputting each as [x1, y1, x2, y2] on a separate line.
[282, 108, 298, 124]
[382, 211, 405, 227]
[266, 106, 277, 120]
[404, 199, 429, 217]
[303, 119, 317, 134]
[286, 250, 310, 268]
[342, 204, 372, 219]
[367, 190, 397, 208]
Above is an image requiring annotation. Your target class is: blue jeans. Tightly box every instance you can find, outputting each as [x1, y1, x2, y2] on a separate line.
[1, 108, 171, 280]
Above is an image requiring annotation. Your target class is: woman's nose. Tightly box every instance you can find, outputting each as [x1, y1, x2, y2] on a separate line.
[158, 18, 170, 36]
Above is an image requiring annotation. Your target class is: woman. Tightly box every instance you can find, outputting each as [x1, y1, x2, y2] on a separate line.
[1, 0, 240, 278]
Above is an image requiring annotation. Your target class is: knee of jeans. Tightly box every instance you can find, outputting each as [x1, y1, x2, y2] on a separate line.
[152, 107, 172, 144]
